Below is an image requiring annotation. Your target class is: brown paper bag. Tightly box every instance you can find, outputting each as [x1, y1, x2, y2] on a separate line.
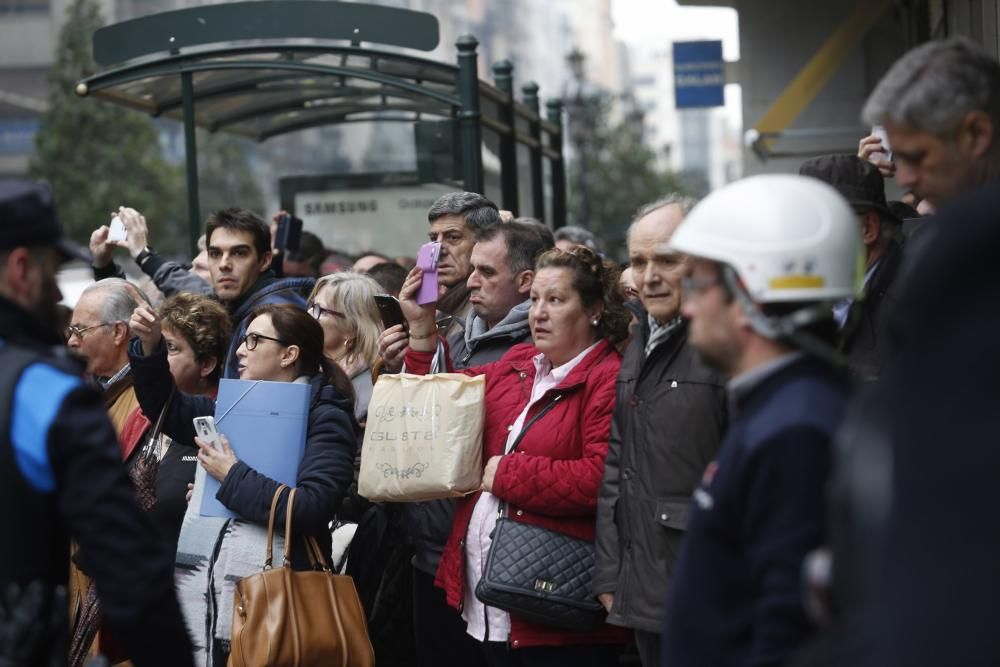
[358, 372, 485, 501]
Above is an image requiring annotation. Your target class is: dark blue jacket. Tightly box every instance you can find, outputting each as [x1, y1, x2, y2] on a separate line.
[223, 272, 314, 379]
[129, 337, 357, 568]
[661, 355, 848, 667]
[0, 297, 193, 667]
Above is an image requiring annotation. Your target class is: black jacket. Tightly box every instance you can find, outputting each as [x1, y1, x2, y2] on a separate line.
[662, 356, 848, 667]
[593, 316, 727, 632]
[839, 240, 903, 381]
[0, 297, 193, 667]
[129, 337, 357, 568]
[829, 185, 1000, 667]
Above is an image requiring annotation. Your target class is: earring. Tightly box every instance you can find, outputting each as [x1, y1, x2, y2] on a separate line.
[591, 319, 599, 327]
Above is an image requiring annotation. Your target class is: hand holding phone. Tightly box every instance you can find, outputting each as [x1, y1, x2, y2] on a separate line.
[870, 125, 893, 163]
[415, 241, 441, 305]
[375, 294, 407, 330]
[107, 215, 127, 243]
[193, 416, 222, 450]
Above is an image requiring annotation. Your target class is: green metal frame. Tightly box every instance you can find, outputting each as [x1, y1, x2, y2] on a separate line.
[76, 0, 567, 253]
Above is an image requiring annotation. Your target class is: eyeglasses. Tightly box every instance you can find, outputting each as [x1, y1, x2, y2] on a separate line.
[240, 332, 287, 351]
[66, 322, 114, 340]
[681, 275, 722, 298]
[308, 302, 345, 320]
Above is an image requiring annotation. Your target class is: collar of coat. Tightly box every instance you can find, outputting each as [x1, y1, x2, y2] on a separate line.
[506, 338, 618, 393]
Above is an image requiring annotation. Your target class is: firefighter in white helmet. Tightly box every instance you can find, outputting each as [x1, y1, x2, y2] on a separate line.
[659, 174, 862, 666]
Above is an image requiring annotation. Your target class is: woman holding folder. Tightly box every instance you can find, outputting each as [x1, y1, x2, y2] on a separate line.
[129, 302, 358, 665]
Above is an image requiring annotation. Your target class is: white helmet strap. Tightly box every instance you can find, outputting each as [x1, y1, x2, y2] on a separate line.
[720, 265, 847, 368]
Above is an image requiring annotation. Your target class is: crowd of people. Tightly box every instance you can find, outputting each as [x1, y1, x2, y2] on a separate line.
[0, 34, 998, 667]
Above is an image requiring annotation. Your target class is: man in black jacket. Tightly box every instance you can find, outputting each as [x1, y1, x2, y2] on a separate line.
[799, 155, 904, 381]
[826, 37, 1000, 667]
[593, 196, 727, 667]
[0, 180, 193, 666]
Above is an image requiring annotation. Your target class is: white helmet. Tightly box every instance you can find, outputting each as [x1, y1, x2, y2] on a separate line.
[669, 174, 864, 304]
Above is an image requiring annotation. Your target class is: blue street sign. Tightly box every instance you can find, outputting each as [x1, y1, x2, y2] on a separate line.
[673, 40, 725, 109]
[0, 120, 39, 155]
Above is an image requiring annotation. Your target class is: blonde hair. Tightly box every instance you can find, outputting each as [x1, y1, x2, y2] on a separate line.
[307, 272, 384, 369]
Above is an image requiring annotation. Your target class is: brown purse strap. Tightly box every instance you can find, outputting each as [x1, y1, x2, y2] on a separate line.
[305, 536, 330, 572]
[282, 487, 297, 566]
[264, 484, 288, 568]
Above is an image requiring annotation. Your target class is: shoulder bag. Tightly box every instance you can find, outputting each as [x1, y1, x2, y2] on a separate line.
[229, 485, 375, 667]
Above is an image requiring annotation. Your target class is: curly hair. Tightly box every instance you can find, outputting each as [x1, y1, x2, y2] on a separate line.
[159, 293, 232, 385]
[534, 246, 630, 346]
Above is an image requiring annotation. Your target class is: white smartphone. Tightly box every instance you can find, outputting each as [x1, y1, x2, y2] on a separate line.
[108, 215, 128, 242]
[871, 125, 892, 162]
[193, 416, 222, 449]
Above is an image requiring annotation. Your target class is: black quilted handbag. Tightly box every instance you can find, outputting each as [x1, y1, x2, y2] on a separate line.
[474, 516, 606, 632]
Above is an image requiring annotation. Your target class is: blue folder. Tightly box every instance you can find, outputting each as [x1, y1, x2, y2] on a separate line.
[200, 379, 311, 519]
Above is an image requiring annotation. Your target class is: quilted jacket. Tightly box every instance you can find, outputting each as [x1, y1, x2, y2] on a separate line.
[405, 339, 632, 649]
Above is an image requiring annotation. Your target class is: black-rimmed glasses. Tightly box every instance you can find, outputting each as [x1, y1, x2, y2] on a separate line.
[66, 322, 114, 340]
[240, 332, 287, 351]
[308, 302, 345, 320]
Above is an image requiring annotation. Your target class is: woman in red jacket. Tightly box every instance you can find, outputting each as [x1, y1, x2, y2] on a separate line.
[400, 246, 632, 667]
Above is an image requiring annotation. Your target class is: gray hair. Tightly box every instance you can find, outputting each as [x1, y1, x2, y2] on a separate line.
[626, 194, 698, 242]
[862, 37, 1000, 136]
[81, 278, 143, 324]
[552, 225, 598, 250]
[427, 192, 501, 234]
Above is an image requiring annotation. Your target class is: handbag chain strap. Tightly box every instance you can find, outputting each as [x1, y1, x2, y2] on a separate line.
[497, 393, 563, 519]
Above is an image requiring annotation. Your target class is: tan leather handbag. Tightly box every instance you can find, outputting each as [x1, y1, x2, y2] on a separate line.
[229, 485, 375, 667]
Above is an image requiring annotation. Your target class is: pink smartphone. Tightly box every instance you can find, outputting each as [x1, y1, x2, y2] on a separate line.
[415, 241, 441, 305]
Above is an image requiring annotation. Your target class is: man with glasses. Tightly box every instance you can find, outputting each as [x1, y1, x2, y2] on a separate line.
[659, 175, 860, 666]
[0, 180, 193, 665]
[67, 277, 143, 433]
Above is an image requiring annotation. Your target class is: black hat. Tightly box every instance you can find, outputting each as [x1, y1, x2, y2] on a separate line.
[799, 155, 902, 225]
[0, 180, 91, 263]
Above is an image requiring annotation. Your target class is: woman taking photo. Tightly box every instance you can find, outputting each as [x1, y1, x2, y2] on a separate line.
[401, 246, 632, 666]
[119, 292, 230, 544]
[307, 272, 384, 424]
[128, 302, 358, 666]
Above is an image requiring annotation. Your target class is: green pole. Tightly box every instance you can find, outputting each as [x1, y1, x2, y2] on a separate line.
[181, 70, 201, 256]
[492, 59, 518, 214]
[456, 35, 484, 195]
[522, 81, 544, 221]
[546, 99, 567, 229]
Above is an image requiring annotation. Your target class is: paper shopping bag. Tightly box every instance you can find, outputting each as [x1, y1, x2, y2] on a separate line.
[358, 372, 485, 502]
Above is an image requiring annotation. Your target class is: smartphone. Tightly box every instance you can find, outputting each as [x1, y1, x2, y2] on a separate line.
[415, 241, 441, 305]
[275, 213, 303, 252]
[871, 125, 893, 162]
[108, 215, 127, 242]
[193, 416, 222, 449]
[374, 294, 407, 330]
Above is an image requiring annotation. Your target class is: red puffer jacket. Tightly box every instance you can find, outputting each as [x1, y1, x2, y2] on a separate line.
[405, 339, 632, 649]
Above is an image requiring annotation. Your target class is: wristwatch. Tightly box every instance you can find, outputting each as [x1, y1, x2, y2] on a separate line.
[136, 246, 156, 267]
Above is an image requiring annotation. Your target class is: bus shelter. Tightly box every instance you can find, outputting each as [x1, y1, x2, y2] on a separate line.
[75, 0, 567, 253]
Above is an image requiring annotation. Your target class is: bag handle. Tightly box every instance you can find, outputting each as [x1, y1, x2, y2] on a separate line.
[282, 487, 298, 566]
[264, 484, 289, 569]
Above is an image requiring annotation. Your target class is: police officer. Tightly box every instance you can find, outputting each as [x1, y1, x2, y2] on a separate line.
[0, 180, 193, 666]
[658, 175, 861, 666]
